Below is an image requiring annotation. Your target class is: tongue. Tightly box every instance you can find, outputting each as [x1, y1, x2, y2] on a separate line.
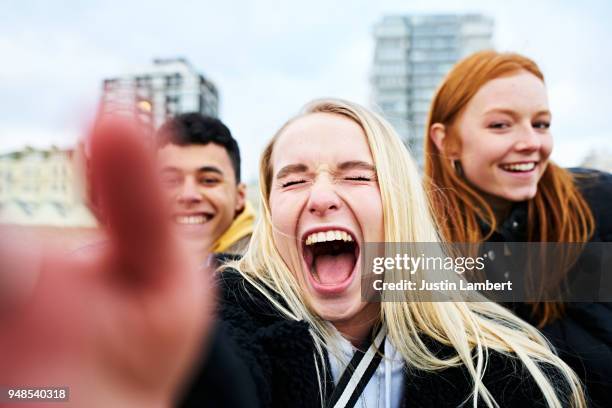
[314, 253, 355, 285]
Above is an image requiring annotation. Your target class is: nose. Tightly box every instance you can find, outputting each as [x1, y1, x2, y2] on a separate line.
[307, 177, 342, 217]
[177, 177, 202, 205]
[514, 124, 542, 152]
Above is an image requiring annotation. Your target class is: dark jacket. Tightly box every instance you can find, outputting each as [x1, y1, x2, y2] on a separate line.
[481, 168, 612, 408]
[180, 269, 572, 408]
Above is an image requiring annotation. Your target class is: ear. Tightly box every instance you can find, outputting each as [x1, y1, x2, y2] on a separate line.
[430, 123, 459, 160]
[235, 183, 247, 216]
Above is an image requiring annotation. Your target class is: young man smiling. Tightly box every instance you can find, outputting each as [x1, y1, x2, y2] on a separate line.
[157, 113, 254, 260]
[157, 113, 258, 408]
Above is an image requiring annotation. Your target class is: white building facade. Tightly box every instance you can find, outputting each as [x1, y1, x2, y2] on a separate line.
[0, 147, 96, 226]
[371, 14, 493, 166]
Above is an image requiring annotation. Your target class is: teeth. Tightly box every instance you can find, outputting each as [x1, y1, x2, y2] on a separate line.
[501, 162, 536, 172]
[305, 230, 354, 245]
[175, 214, 210, 224]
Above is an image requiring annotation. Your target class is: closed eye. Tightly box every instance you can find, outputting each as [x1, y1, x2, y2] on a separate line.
[198, 177, 221, 185]
[281, 179, 307, 188]
[345, 176, 372, 182]
[533, 121, 550, 129]
[488, 122, 510, 129]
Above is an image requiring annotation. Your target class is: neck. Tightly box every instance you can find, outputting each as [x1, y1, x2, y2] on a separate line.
[181, 240, 213, 265]
[462, 177, 514, 225]
[332, 303, 379, 347]
[467, 185, 514, 225]
[483, 193, 513, 225]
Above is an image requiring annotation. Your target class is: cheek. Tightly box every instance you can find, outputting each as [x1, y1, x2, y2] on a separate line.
[542, 135, 553, 159]
[165, 190, 177, 205]
[220, 187, 238, 209]
[459, 152, 500, 193]
[205, 186, 233, 208]
[269, 191, 304, 240]
[460, 140, 506, 176]
[461, 137, 503, 164]
[269, 192, 308, 280]
[344, 187, 384, 239]
[162, 185, 180, 202]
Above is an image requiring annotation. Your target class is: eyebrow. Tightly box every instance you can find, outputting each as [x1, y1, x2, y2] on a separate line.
[160, 166, 224, 175]
[483, 108, 552, 117]
[275, 161, 376, 179]
[196, 166, 224, 175]
[275, 163, 309, 179]
[337, 160, 376, 172]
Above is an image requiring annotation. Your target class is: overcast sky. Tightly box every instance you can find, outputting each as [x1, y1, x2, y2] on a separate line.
[1, 0, 610, 182]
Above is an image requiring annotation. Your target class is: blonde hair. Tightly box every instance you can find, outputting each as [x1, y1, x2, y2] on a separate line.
[226, 98, 585, 407]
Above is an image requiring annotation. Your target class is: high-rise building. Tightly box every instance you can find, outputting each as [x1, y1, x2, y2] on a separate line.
[100, 58, 219, 130]
[371, 14, 493, 165]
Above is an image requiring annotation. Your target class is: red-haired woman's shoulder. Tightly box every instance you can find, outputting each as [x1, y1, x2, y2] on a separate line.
[570, 167, 612, 242]
[404, 348, 569, 407]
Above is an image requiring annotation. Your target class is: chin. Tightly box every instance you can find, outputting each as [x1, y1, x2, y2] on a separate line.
[504, 186, 539, 202]
[309, 291, 370, 324]
[312, 299, 358, 322]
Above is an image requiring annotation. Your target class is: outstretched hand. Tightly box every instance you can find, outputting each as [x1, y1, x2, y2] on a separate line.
[0, 118, 215, 407]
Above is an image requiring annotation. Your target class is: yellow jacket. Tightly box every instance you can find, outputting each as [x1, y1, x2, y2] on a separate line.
[212, 200, 255, 254]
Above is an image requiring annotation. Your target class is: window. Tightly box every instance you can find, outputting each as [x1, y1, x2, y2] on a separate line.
[376, 62, 408, 76]
[412, 100, 431, 114]
[165, 73, 183, 88]
[377, 38, 401, 49]
[103, 79, 118, 92]
[374, 76, 408, 89]
[165, 96, 181, 115]
[376, 48, 404, 61]
[380, 102, 396, 111]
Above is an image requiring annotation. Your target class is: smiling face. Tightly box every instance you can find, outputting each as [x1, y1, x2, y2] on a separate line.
[158, 143, 245, 258]
[453, 71, 553, 203]
[268, 112, 383, 339]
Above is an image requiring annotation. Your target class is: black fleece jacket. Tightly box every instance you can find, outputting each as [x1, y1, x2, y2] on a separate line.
[180, 270, 572, 408]
[481, 168, 612, 408]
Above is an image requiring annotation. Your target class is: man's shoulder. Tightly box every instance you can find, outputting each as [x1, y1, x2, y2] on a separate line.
[569, 167, 612, 240]
[214, 252, 242, 265]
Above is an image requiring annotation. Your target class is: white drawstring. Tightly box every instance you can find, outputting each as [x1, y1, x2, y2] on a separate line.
[384, 351, 391, 408]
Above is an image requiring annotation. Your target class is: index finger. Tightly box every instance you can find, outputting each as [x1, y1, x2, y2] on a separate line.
[88, 116, 177, 288]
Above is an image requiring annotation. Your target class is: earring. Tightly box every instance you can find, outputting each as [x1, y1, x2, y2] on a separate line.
[451, 160, 463, 176]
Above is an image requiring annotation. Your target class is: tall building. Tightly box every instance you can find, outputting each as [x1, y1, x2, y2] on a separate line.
[371, 14, 493, 165]
[101, 58, 219, 130]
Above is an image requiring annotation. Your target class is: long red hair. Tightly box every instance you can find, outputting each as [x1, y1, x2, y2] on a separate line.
[424, 50, 595, 326]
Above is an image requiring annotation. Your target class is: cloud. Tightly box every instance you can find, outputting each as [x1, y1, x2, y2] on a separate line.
[0, 125, 78, 153]
[0, 0, 610, 175]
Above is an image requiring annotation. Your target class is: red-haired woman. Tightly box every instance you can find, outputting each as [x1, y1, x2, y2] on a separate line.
[424, 50, 612, 407]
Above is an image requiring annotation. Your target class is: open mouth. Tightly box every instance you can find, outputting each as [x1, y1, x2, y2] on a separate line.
[174, 212, 214, 225]
[499, 161, 537, 173]
[302, 229, 360, 293]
